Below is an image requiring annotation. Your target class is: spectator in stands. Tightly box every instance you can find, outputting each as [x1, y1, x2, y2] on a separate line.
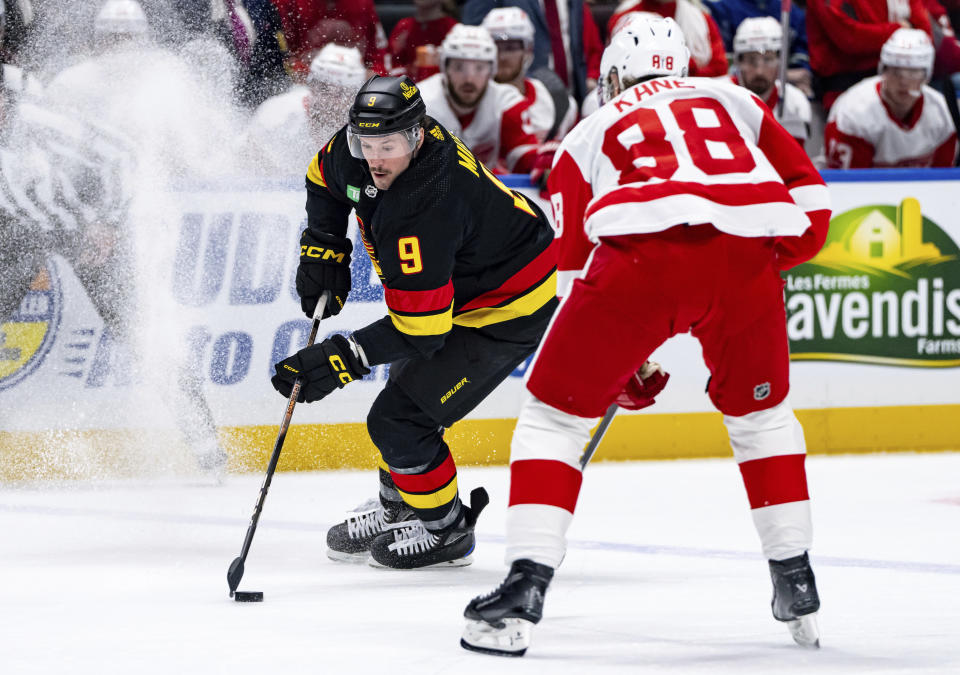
[270, 0, 390, 76]
[806, 0, 931, 111]
[389, 0, 457, 80]
[607, 0, 729, 76]
[729, 16, 811, 146]
[927, 0, 960, 76]
[704, 0, 812, 96]
[462, 0, 603, 105]
[825, 29, 958, 167]
[0, 0, 33, 63]
[244, 44, 366, 174]
[481, 7, 577, 142]
[418, 23, 545, 171]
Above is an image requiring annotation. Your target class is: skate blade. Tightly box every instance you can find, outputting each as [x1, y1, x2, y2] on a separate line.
[326, 549, 371, 564]
[367, 554, 473, 570]
[787, 612, 820, 649]
[461, 618, 532, 657]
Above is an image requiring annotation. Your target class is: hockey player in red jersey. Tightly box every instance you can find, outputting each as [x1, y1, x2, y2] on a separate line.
[825, 29, 958, 168]
[461, 15, 832, 657]
[480, 7, 577, 144]
[729, 17, 811, 148]
[417, 24, 546, 172]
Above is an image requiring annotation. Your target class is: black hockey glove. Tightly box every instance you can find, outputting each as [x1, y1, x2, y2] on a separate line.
[296, 230, 352, 319]
[271, 334, 370, 403]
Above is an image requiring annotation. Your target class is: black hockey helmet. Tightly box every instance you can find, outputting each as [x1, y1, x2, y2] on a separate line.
[347, 75, 426, 158]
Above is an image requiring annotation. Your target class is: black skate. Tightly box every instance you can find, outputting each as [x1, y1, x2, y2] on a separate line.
[326, 498, 418, 563]
[770, 551, 821, 648]
[368, 487, 489, 569]
[461, 558, 554, 657]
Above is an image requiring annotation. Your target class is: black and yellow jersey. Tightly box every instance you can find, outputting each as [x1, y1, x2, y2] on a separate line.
[304, 116, 557, 366]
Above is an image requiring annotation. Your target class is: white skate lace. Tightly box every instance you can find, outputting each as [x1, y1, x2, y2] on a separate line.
[386, 520, 439, 556]
[345, 499, 390, 539]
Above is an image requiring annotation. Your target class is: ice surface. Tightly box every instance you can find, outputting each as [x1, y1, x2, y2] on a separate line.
[3, 452, 960, 674]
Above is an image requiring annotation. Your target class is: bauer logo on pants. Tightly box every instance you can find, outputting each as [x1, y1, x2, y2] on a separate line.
[0, 259, 63, 391]
[783, 198, 960, 367]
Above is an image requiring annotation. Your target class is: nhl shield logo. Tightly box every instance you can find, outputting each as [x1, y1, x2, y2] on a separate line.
[364, 185, 378, 198]
[0, 259, 63, 391]
[753, 382, 771, 401]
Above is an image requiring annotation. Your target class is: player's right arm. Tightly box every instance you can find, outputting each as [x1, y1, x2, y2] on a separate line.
[547, 133, 595, 296]
[301, 132, 356, 318]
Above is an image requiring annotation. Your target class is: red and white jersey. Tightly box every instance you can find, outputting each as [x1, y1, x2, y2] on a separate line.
[517, 77, 578, 143]
[548, 76, 830, 289]
[825, 75, 958, 168]
[418, 72, 540, 172]
[727, 74, 811, 144]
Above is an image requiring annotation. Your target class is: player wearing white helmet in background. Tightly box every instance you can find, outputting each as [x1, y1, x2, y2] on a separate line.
[825, 29, 958, 168]
[417, 23, 543, 172]
[481, 7, 576, 144]
[729, 16, 811, 147]
[245, 44, 367, 174]
[94, 0, 148, 38]
[461, 15, 830, 658]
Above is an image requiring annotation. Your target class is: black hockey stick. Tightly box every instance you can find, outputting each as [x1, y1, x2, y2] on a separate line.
[227, 292, 329, 597]
[579, 403, 618, 470]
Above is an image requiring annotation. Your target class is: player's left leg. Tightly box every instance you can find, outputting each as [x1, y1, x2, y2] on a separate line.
[362, 313, 551, 569]
[696, 247, 820, 647]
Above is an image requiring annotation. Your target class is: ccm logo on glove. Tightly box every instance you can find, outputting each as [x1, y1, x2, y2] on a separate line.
[271, 334, 370, 403]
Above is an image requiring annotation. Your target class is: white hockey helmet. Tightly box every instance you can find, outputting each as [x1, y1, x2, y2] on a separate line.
[599, 14, 690, 104]
[307, 44, 367, 89]
[880, 28, 934, 80]
[440, 23, 497, 73]
[94, 0, 148, 36]
[733, 16, 782, 56]
[481, 7, 535, 49]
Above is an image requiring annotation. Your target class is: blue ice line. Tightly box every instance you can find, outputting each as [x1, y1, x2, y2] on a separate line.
[3, 501, 959, 576]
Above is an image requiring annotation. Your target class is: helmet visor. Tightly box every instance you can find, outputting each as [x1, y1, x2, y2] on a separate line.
[346, 125, 420, 160]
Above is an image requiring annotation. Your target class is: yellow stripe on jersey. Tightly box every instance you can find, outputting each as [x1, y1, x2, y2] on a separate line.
[377, 455, 390, 472]
[388, 303, 454, 336]
[306, 153, 326, 188]
[454, 271, 556, 328]
[397, 477, 459, 510]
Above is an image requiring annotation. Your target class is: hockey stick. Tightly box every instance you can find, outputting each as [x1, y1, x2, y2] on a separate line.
[579, 403, 618, 470]
[227, 291, 329, 597]
[777, 0, 792, 118]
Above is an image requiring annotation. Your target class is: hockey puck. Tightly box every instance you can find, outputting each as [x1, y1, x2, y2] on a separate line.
[234, 591, 264, 602]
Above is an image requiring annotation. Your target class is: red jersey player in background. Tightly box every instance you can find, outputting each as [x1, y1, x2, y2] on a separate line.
[825, 28, 958, 168]
[388, 0, 457, 81]
[418, 23, 547, 172]
[461, 15, 832, 658]
[729, 17, 811, 148]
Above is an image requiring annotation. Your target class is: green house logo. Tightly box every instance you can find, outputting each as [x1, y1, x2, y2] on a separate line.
[784, 198, 960, 367]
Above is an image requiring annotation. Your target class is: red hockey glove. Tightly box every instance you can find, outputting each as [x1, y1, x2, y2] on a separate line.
[615, 361, 669, 410]
[529, 141, 559, 198]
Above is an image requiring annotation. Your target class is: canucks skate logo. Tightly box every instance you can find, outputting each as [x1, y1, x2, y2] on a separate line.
[784, 198, 960, 367]
[0, 259, 63, 390]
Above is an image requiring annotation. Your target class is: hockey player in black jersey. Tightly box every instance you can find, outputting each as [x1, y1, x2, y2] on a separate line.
[270, 75, 558, 569]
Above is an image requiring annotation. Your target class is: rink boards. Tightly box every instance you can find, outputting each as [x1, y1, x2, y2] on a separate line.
[2, 170, 959, 479]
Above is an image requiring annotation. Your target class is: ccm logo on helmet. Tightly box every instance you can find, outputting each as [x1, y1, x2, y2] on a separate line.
[358, 122, 381, 128]
[301, 245, 346, 263]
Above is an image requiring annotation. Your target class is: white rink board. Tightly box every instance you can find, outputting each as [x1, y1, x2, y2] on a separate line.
[2, 171, 960, 434]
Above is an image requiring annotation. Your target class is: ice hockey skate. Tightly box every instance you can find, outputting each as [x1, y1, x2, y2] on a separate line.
[461, 558, 554, 657]
[770, 552, 821, 648]
[368, 487, 488, 569]
[326, 498, 418, 563]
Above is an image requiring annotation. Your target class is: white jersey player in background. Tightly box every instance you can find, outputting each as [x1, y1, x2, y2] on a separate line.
[480, 7, 577, 144]
[243, 44, 366, 175]
[825, 29, 958, 168]
[729, 16, 811, 147]
[417, 23, 543, 172]
[461, 15, 831, 657]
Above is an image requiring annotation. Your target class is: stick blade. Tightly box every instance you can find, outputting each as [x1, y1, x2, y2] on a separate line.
[227, 557, 245, 595]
